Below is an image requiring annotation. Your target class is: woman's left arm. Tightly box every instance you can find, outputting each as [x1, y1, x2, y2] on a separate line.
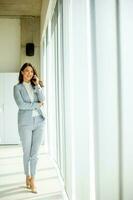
[34, 85, 45, 102]
[32, 75, 45, 102]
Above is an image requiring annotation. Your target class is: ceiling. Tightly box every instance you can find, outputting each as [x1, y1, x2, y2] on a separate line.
[0, 0, 42, 16]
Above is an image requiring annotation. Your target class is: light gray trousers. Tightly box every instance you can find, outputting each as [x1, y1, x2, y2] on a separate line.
[18, 115, 45, 177]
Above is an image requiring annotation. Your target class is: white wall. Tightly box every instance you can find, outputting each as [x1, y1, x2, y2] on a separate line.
[0, 18, 20, 72]
[0, 73, 20, 144]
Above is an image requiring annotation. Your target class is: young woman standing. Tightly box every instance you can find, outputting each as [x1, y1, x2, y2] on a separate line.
[14, 63, 45, 193]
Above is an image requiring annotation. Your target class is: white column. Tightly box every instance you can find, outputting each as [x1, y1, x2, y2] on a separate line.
[119, 0, 133, 199]
[67, 0, 96, 199]
[94, 0, 120, 199]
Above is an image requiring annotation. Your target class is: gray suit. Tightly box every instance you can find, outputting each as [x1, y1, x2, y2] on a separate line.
[13, 83, 45, 177]
[14, 83, 45, 126]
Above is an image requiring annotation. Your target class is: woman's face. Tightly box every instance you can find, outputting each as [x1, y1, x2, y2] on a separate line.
[21, 66, 34, 82]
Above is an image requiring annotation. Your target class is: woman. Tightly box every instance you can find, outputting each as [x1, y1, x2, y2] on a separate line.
[13, 63, 45, 193]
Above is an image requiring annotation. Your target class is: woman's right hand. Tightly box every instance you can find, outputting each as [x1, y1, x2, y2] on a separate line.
[38, 102, 44, 107]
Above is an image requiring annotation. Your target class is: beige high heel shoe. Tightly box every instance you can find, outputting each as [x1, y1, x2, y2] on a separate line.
[26, 176, 31, 189]
[30, 177, 37, 193]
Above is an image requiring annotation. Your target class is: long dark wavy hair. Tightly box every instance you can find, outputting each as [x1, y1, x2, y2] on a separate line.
[18, 63, 43, 87]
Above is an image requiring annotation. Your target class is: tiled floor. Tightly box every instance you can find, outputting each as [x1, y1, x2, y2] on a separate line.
[0, 145, 64, 200]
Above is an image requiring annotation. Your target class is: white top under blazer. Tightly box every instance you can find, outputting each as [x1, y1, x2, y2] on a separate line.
[23, 82, 40, 117]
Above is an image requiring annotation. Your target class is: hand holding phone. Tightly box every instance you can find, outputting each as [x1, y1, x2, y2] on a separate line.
[32, 75, 39, 85]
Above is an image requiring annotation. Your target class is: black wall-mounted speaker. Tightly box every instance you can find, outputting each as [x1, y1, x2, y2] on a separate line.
[26, 43, 34, 56]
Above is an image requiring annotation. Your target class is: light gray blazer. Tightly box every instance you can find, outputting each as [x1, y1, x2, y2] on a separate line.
[13, 83, 45, 126]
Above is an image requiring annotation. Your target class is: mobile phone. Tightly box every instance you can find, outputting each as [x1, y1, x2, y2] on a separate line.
[32, 76, 36, 81]
[32, 77, 36, 81]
